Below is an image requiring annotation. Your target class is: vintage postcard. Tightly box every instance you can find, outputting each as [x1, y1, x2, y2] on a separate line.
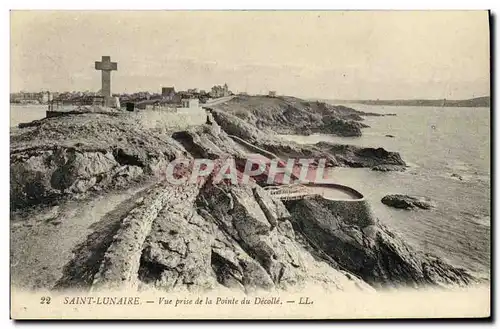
[10, 10, 491, 319]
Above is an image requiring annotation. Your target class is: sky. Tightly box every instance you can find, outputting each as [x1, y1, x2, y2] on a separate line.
[10, 11, 490, 99]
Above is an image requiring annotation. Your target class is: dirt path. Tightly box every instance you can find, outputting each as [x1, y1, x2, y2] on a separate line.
[10, 183, 154, 290]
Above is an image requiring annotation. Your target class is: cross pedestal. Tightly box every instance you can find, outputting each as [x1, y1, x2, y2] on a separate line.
[95, 56, 117, 107]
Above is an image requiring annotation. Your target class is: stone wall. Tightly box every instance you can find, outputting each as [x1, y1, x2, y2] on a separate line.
[130, 108, 207, 130]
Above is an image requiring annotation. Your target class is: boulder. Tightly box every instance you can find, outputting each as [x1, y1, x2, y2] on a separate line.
[381, 194, 434, 210]
[286, 197, 475, 288]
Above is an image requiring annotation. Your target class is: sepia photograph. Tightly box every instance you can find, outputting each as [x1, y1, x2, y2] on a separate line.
[8, 10, 491, 319]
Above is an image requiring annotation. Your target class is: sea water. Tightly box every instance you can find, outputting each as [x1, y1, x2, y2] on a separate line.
[280, 104, 491, 279]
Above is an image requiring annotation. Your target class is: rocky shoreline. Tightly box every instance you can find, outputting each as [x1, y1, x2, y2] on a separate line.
[10, 95, 478, 292]
[210, 95, 394, 137]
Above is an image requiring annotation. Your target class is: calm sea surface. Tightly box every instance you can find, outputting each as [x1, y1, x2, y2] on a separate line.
[10, 104, 47, 127]
[10, 104, 491, 278]
[280, 103, 491, 279]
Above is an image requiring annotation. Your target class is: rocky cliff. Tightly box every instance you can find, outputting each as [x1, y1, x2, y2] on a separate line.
[10, 102, 405, 210]
[210, 95, 386, 137]
[286, 198, 473, 288]
[10, 113, 186, 209]
[210, 108, 406, 168]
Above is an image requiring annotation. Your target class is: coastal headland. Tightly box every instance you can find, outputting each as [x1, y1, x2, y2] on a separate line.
[10, 95, 478, 292]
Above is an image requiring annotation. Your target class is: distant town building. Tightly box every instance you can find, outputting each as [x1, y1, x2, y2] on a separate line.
[268, 91, 277, 97]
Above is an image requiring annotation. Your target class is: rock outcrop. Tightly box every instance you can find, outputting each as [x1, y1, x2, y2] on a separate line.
[372, 164, 407, 172]
[86, 181, 474, 292]
[92, 184, 195, 290]
[88, 181, 373, 293]
[286, 197, 473, 288]
[210, 109, 406, 170]
[316, 143, 406, 168]
[190, 183, 373, 292]
[210, 95, 376, 137]
[10, 95, 477, 294]
[314, 115, 369, 137]
[451, 173, 464, 181]
[381, 194, 434, 210]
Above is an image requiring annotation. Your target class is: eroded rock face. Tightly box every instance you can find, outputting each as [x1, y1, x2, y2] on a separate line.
[209, 110, 263, 142]
[10, 148, 118, 208]
[10, 147, 156, 209]
[315, 115, 367, 137]
[10, 114, 188, 209]
[92, 184, 180, 290]
[171, 125, 248, 160]
[10, 97, 478, 293]
[252, 187, 291, 228]
[132, 183, 372, 293]
[131, 183, 473, 293]
[381, 194, 434, 210]
[138, 186, 222, 292]
[29, 176, 476, 293]
[285, 197, 473, 288]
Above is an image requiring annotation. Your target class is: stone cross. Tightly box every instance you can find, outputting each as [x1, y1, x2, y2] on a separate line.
[95, 56, 117, 105]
